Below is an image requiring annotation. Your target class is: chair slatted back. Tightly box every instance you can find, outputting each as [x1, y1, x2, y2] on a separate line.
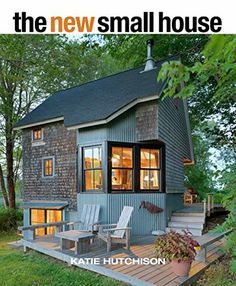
[79, 204, 100, 231]
[113, 206, 134, 238]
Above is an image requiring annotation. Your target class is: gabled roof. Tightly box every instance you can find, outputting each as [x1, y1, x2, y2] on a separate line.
[14, 57, 175, 130]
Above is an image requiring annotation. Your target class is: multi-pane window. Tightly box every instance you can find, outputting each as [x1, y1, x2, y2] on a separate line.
[30, 209, 62, 236]
[43, 157, 54, 177]
[140, 148, 160, 190]
[32, 128, 43, 141]
[111, 147, 133, 190]
[83, 146, 102, 191]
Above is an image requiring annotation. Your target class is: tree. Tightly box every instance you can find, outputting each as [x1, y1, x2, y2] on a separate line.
[157, 35, 236, 149]
[0, 35, 122, 208]
[184, 134, 216, 199]
[154, 34, 236, 273]
[103, 35, 208, 68]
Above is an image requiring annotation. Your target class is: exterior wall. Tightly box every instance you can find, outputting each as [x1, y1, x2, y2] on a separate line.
[157, 98, 191, 193]
[77, 110, 136, 144]
[75, 101, 189, 232]
[21, 99, 190, 234]
[165, 193, 184, 222]
[77, 193, 166, 236]
[107, 111, 136, 142]
[77, 110, 136, 194]
[22, 122, 77, 210]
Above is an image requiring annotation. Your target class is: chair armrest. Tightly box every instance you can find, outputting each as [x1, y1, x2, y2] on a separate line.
[104, 227, 131, 232]
[67, 221, 82, 226]
[98, 223, 117, 233]
[98, 223, 117, 227]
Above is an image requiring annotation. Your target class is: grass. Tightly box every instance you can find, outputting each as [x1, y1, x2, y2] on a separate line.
[0, 232, 126, 286]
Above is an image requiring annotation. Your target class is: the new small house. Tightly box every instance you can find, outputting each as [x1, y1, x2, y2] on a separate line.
[15, 40, 194, 238]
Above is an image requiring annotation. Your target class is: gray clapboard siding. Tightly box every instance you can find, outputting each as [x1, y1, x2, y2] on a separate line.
[76, 193, 108, 224]
[77, 193, 166, 235]
[157, 98, 190, 193]
[77, 126, 107, 145]
[77, 110, 136, 145]
[107, 111, 136, 142]
[165, 193, 184, 223]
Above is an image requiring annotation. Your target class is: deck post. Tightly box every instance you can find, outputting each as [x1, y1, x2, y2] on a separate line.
[23, 245, 28, 253]
[207, 194, 211, 216]
[195, 246, 207, 263]
[203, 199, 207, 223]
[211, 195, 214, 214]
[126, 228, 131, 250]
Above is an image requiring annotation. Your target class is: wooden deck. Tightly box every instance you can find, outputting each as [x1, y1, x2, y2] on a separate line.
[22, 235, 225, 286]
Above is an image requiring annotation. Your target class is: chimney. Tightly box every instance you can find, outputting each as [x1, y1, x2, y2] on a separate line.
[144, 39, 156, 72]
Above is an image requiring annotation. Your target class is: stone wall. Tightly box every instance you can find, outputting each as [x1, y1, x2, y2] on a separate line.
[22, 121, 77, 210]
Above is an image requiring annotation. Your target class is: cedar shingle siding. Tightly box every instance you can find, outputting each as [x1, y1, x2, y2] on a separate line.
[136, 101, 158, 141]
[22, 122, 77, 209]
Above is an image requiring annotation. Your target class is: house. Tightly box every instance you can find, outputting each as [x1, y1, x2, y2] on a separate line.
[15, 40, 194, 238]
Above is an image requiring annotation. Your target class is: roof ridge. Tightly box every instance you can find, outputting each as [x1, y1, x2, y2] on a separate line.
[52, 54, 179, 96]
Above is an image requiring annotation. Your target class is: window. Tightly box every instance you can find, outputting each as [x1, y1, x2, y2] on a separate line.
[83, 146, 102, 191]
[30, 209, 62, 236]
[42, 157, 54, 177]
[32, 128, 43, 141]
[111, 147, 133, 190]
[140, 148, 160, 190]
[108, 143, 163, 193]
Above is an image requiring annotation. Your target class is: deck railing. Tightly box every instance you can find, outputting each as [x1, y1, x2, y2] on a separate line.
[207, 193, 214, 216]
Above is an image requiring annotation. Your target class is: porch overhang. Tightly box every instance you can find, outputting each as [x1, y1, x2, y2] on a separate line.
[21, 200, 69, 210]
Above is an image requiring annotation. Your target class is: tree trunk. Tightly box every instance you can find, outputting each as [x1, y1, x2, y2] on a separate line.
[6, 138, 15, 208]
[0, 164, 9, 208]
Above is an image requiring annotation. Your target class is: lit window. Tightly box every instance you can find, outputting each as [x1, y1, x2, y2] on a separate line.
[30, 209, 62, 236]
[43, 157, 54, 177]
[32, 128, 43, 141]
[140, 149, 160, 190]
[111, 147, 133, 190]
[83, 146, 102, 191]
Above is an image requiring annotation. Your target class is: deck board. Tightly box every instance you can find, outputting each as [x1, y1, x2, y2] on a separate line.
[22, 235, 225, 286]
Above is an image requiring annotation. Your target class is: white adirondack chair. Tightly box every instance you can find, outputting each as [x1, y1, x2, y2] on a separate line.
[98, 206, 134, 252]
[68, 204, 100, 232]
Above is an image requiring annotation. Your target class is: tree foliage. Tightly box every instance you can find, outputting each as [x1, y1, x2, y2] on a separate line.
[184, 134, 216, 199]
[215, 163, 236, 273]
[103, 35, 208, 68]
[0, 35, 122, 208]
[158, 35, 236, 148]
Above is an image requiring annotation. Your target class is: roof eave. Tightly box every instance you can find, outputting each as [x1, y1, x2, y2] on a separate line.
[13, 117, 64, 131]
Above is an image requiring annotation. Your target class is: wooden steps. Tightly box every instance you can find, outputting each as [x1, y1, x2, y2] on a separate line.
[166, 210, 205, 236]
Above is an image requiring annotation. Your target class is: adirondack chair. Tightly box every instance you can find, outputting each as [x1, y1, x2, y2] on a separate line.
[67, 204, 100, 232]
[98, 206, 134, 252]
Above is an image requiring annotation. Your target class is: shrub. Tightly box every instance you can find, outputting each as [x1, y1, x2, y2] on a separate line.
[197, 257, 236, 286]
[215, 163, 236, 273]
[154, 230, 199, 262]
[213, 192, 225, 204]
[0, 207, 23, 232]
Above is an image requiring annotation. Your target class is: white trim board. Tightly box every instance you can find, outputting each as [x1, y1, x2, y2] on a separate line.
[13, 117, 64, 130]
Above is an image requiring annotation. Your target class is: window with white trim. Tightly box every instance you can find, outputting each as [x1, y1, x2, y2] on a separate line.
[42, 157, 54, 177]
